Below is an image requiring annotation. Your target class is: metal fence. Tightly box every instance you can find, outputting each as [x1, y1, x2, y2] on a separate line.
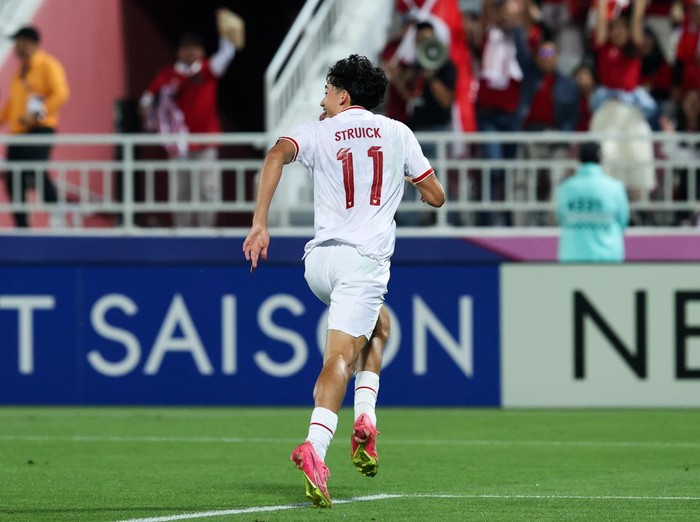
[0, 131, 698, 232]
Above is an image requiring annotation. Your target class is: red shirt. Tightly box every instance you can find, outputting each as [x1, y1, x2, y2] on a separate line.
[524, 73, 556, 128]
[675, 24, 700, 90]
[476, 29, 521, 113]
[146, 60, 220, 134]
[641, 61, 672, 94]
[476, 78, 521, 113]
[596, 42, 642, 92]
[576, 96, 591, 131]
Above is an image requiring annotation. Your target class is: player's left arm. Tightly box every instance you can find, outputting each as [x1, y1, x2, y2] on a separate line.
[412, 172, 445, 207]
[242, 139, 296, 271]
[402, 122, 445, 207]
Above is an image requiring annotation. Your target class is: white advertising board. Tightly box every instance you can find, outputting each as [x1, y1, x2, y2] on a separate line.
[502, 264, 700, 407]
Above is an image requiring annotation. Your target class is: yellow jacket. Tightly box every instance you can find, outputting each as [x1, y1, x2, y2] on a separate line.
[0, 50, 69, 134]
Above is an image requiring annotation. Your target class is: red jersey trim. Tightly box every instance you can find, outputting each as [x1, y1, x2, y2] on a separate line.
[278, 136, 299, 162]
[412, 168, 434, 185]
[341, 105, 368, 112]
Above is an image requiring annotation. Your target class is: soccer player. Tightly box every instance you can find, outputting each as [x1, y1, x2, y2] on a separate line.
[242, 54, 445, 507]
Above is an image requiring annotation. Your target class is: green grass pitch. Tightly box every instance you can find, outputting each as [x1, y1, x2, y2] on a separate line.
[1, 407, 699, 521]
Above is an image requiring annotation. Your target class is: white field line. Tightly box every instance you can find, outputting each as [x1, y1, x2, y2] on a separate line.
[1, 434, 699, 449]
[115, 493, 700, 522]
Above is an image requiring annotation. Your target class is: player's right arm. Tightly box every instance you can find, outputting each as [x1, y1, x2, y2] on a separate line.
[242, 139, 296, 271]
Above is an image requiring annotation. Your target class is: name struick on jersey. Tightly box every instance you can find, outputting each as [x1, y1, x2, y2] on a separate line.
[334, 127, 382, 141]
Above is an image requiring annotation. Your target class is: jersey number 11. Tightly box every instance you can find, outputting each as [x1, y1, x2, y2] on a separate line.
[337, 146, 384, 209]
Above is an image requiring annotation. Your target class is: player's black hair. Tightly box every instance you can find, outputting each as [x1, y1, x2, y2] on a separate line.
[326, 54, 389, 111]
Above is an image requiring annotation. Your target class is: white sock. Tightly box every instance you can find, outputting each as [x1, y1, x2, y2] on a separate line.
[306, 407, 338, 461]
[354, 371, 380, 425]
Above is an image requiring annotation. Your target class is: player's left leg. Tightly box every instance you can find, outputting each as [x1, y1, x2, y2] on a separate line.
[351, 305, 390, 477]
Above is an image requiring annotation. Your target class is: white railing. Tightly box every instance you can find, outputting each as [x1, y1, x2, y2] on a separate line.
[264, 0, 351, 131]
[0, 131, 699, 232]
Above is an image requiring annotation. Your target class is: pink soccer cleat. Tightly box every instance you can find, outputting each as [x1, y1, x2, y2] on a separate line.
[351, 413, 380, 477]
[290, 441, 332, 508]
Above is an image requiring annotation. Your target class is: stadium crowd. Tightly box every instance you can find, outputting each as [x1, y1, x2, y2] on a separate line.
[385, 0, 700, 225]
[2, 0, 700, 228]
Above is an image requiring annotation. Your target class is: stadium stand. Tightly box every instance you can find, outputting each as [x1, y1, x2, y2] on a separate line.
[0, 0, 699, 231]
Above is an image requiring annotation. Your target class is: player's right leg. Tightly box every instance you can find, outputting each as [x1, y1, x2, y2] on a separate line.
[290, 440, 332, 508]
[291, 328, 367, 507]
[351, 305, 390, 477]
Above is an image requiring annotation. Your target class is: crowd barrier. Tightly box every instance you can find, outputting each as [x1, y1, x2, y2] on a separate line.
[1, 131, 700, 230]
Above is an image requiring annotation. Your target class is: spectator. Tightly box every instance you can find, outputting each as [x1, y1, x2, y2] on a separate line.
[659, 88, 700, 225]
[540, 0, 570, 38]
[0, 26, 69, 228]
[475, 0, 525, 225]
[389, 21, 456, 140]
[640, 25, 673, 116]
[388, 20, 455, 225]
[522, 0, 546, 52]
[556, 141, 629, 263]
[518, 40, 579, 133]
[541, 0, 588, 74]
[590, 0, 656, 202]
[671, 0, 700, 98]
[573, 63, 596, 130]
[140, 9, 245, 227]
[590, 0, 656, 121]
[463, 7, 483, 73]
[517, 39, 579, 222]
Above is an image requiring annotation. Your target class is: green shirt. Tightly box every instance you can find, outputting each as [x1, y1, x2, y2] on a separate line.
[556, 163, 629, 262]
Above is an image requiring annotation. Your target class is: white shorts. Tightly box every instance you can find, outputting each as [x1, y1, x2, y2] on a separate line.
[304, 241, 389, 340]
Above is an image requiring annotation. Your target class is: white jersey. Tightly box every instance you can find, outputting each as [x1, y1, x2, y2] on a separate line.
[280, 106, 433, 260]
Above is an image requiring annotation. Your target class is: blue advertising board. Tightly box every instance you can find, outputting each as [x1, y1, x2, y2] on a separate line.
[0, 237, 500, 405]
